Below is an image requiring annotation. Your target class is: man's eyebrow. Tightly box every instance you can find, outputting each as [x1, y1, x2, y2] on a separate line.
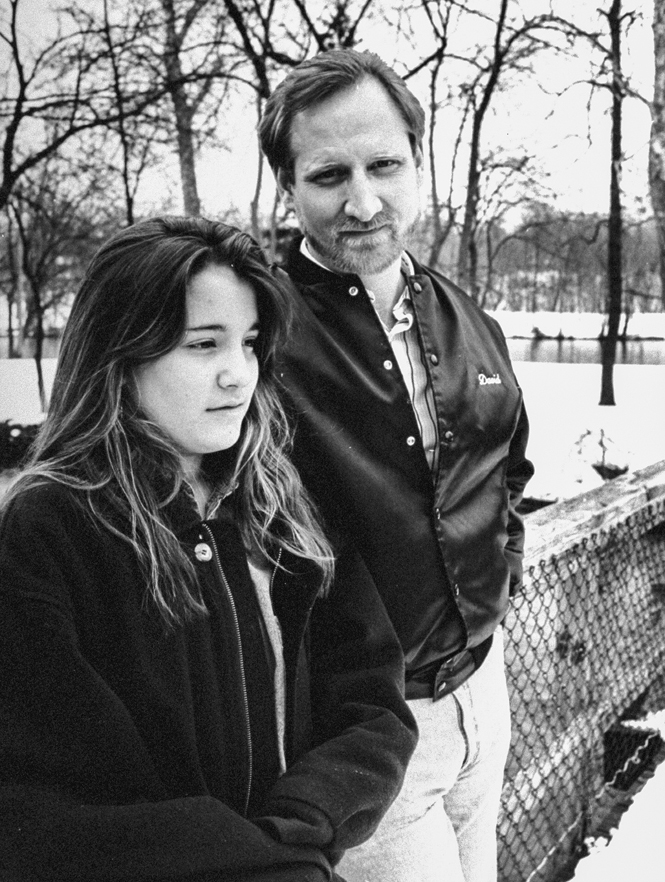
[304, 161, 346, 174]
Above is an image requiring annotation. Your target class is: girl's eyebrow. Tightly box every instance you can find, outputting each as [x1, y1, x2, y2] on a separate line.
[185, 321, 260, 332]
[186, 324, 227, 332]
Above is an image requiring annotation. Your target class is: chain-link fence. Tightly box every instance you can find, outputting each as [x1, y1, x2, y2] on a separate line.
[498, 462, 665, 882]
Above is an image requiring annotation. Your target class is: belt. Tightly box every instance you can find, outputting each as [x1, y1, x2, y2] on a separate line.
[405, 635, 493, 701]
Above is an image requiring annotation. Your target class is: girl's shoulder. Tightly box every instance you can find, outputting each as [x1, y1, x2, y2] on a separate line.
[0, 478, 95, 547]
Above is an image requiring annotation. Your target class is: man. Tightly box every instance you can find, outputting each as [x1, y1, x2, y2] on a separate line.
[258, 49, 534, 882]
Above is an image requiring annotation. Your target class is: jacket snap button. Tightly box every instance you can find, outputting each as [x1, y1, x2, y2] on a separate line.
[406, 436, 416, 446]
[349, 286, 359, 296]
[383, 359, 393, 370]
[430, 353, 439, 365]
[444, 430, 454, 443]
[194, 542, 213, 562]
[413, 282, 423, 293]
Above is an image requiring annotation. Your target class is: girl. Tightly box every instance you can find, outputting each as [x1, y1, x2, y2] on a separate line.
[0, 217, 415, 881]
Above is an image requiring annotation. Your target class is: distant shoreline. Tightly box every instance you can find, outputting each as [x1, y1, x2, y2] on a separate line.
[2, 311, 665, 357]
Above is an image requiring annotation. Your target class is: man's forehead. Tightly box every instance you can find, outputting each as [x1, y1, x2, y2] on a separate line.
[288, 82, 412, 166]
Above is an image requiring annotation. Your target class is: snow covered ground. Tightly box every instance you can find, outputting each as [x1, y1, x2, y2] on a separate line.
[489, 309, 665, 340]
[512, 361, 665, 500]
[569, 712, 665, 882]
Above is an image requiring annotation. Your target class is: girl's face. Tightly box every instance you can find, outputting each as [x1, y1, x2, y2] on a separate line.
[133, 263, 260, 479]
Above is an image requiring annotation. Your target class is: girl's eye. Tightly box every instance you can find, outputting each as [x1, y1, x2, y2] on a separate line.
[244, 335, 259, 350]
[187, 339, 216, 350]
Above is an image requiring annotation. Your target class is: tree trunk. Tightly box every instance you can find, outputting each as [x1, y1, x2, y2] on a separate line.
[600, 0, 623, 406]
[649, 0, 665, 305]
[455, 0, 509, 301]
[161, 0, 201, 217]
[172, 98, 201, 216]
[33, 306, 47, 413]
[456, 111, 482, 299]
[250, 97, 264, 244]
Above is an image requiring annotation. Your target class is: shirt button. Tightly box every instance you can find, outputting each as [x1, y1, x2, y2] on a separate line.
[438, 680, 447, 693]
[406, 436, 416, 446]
[413, 282, 423, 293]
[349, 286, 359, 296]
[194, 542, 213, 562]
[430, 353, 439, 365]
[383, 359, 393, 370]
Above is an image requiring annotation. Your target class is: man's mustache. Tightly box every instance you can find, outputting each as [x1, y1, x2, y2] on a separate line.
[336, 214, 396, 234]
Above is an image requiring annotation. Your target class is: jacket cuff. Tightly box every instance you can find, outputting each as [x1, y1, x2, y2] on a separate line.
[255, 796, 334, 848]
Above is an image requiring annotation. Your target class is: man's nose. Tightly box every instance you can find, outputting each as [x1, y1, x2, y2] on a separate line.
[344, 175, 382, 222]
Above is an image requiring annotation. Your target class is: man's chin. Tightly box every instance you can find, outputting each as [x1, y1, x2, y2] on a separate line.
[323, 241, 401, 276]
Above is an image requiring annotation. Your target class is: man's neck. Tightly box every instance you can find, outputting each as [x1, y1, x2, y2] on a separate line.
[360, 260, 405, 327]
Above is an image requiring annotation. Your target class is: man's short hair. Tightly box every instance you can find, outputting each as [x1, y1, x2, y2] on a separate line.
[259, 49, 426, 187]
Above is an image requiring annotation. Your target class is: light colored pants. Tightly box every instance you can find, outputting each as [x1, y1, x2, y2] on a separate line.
[338, 630, 510, 882]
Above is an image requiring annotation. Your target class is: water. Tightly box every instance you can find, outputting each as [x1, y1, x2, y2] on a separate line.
[3, 336, 664, 365]
[507, 338, 665, 366]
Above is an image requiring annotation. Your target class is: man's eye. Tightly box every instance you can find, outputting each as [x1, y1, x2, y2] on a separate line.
[312, 168, 344, 185]
[372, 159, 400, 172]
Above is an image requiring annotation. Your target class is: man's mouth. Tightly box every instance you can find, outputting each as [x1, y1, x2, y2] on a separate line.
[339, 225, 387, 238]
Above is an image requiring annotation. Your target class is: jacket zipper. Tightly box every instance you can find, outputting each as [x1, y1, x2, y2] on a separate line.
[269, 548, 283, 599]
[201, 523, 253, 817]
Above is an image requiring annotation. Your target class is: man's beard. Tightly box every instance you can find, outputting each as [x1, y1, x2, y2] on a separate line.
[299, 212, 417, 277]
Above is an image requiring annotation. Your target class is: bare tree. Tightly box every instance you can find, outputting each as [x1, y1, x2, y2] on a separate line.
[451, 1, 570, 300]
[0, 0, 173, 214]
[649, 0, 665, 305]
[7, 155, 122, 408]
[599, 0, 624, 406]
[158, 0, 235, 215]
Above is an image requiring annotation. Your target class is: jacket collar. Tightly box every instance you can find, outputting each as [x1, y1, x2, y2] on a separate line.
[286, 234, 361, 289]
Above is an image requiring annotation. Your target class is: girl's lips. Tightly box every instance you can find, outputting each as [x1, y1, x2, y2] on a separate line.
[207, 402, 245, 412]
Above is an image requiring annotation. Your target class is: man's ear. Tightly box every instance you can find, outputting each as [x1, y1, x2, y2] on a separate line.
[277, 169, 295, 211]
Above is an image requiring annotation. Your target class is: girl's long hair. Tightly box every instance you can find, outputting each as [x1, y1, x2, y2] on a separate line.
[4, 216, 334, 627]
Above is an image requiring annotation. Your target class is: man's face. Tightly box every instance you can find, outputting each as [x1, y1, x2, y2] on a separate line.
[282, 77, 422, 277]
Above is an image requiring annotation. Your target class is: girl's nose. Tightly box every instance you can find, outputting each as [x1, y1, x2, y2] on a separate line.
[217, 348, 256, 389]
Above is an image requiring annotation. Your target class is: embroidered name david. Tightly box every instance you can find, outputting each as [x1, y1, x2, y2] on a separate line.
[478, 372, 502, 386]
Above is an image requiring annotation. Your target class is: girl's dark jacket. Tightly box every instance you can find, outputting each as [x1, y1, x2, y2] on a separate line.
[0, 481, 416, 882]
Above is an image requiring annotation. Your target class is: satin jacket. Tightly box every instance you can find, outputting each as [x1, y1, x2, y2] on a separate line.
[277, 240, 534, 683]
[0, 481, 416, 882]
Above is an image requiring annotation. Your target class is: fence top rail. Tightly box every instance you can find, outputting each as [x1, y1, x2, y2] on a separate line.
[523, 460, 665, 568]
